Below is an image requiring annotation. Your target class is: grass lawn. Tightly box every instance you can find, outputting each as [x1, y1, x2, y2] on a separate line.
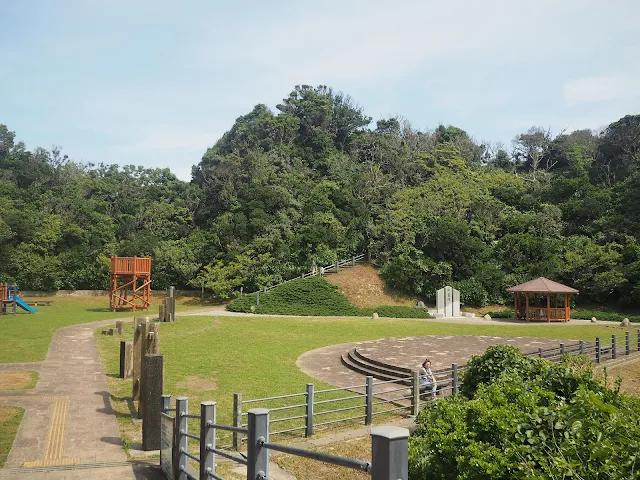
[0, 406, 24, 467]
[0, 296, 209, 364]
[95, 314, 631, 451]
[0, 371, 39, 390]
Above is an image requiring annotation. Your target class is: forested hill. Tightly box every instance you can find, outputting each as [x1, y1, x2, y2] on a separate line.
[1, 85, 639, 306]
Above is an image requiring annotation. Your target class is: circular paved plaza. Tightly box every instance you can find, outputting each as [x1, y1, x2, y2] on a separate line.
[297, 335, 572, 387]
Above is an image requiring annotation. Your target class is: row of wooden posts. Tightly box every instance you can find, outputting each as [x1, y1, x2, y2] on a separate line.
[118, 315, 166, 451]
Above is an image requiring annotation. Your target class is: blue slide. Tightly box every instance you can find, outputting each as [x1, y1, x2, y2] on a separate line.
[14, 296, 38, 313]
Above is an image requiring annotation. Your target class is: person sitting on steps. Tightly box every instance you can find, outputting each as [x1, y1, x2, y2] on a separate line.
[419, 358, 437, 400]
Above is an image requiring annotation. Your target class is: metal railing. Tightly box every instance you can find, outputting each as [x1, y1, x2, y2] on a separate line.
[229, 331, 640, 448]
[162, 395, 408, 480]
[249, 253, 367, 295]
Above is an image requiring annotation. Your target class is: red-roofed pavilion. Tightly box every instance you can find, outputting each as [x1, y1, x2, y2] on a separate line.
[506, 277, 579, 322]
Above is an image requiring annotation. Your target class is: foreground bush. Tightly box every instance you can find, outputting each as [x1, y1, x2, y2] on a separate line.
[227, 277, 433, 318]
[410, 346, 640, 479]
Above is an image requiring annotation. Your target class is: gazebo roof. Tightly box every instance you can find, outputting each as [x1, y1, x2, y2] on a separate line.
[506, 277, 579, 294]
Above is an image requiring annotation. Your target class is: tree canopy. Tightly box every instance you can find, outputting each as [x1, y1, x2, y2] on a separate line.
[1, 86, 639, 305]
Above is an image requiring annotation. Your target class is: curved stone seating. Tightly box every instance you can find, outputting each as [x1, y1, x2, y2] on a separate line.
[341, 347, 454, 394]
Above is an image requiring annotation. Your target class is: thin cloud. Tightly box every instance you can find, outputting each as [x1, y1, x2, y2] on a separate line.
[564, 74, 640, 105]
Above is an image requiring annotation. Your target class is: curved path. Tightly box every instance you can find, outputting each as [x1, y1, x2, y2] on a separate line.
[0, 316, 166, 480]
[297, 335, 572, 388]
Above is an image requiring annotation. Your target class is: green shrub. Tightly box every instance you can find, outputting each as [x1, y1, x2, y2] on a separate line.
[410, 347, 639, 480]
[572, 309, 640, 323]
[360, 305, 433, 318]
[484, 309, 514, 318]
[227, 277, 434, 318]
[455, 279, 489, 307]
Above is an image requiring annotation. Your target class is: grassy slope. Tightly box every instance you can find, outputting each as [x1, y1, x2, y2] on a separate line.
[0, 406, 24, 467]
[95, 314, 630, 448]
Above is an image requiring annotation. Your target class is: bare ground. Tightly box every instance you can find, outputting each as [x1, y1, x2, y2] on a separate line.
[0, 371, 38, 390]
[324, 264, 415, 308]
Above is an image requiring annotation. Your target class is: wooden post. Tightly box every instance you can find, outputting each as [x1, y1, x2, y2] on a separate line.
[565, 293, 569, 322]
[525, 293, 529, 321]
[546, 294, 551, 322]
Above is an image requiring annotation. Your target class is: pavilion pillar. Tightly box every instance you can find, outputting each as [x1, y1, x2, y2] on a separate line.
[525, 293, 529, 321]
[565, 293, 570, 322]
[546, 294, 551, 322]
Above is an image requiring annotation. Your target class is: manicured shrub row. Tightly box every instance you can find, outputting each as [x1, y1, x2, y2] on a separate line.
[572, 309, 640, 323]
[227, 277, 434, 318]
[484, 309, 514, 318]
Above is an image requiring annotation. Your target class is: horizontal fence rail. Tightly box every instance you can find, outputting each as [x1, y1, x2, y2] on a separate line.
[161, 396, 408, 480]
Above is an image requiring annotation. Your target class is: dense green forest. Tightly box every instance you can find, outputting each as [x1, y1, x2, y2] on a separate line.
[1, 85, 639, 306]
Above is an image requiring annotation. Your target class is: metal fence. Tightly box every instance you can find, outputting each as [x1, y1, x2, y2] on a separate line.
[228, 331, 640, 448]
[161, 395, 408, 480]
[250, 253, 366, 295]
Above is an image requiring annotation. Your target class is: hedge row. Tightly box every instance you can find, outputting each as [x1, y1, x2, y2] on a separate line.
[227, 276, 434, 318]
[572, 309, 640, 323]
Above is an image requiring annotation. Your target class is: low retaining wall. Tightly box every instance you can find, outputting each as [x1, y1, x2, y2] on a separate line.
[20, 289, 200, 298]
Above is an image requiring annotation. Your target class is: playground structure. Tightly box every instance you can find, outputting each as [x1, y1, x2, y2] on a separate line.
[0, 283, 38, 314]
[110, 256, 152, 312]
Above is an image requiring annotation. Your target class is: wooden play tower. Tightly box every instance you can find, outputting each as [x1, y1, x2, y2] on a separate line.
[110, 256, 152, 312]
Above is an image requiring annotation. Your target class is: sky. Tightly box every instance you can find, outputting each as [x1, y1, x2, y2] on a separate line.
[1, 0, 639, 181]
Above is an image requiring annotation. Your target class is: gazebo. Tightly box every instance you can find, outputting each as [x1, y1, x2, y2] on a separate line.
[506, 277, 579, 322]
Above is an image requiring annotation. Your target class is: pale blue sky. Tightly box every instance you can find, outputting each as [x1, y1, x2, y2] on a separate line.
[2, 0, 639, 180]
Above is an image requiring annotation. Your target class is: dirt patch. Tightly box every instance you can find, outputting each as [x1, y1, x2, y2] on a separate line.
[276, 436, 370, 480]
[324, 264, 415, 308]
[0, 371, 39, 391]
[176, 376, 218, 392]
[605, 358, 640, 396]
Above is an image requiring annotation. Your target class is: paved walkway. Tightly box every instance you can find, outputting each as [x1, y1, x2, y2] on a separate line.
[0, 317, 165, 479]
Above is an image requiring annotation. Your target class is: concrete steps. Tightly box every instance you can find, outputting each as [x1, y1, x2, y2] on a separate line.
[340, 348, 413, 385]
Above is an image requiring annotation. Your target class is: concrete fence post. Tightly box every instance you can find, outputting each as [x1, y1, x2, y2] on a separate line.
[352, 256, 356, 267]
[133, 317, 150, 402]
[625, 332, 630, 355]
[370, 426, 409, 480]
[305, 383, 314, 438]
[116, 320, 124, 335]
[247, 409, 269, 480]
[142, 354, 164, 451]
[560, 343, 565, 355]
[579, 340, 585, 355]
[119, 341, 127, 378]
[175, 397, 188, 480]
[538, 347, 543, 358]
[595, 337, 601, 363]
[411, 371, 420, 416]
[452, 364, 459, 395]
[200, 402, 215, 480]
[365, 376, 373, 426]
[233, 393, 242, 451]
[612, 334, 617, 360]
[162, 395, 171, 413]
[168, 286, 176, 321]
